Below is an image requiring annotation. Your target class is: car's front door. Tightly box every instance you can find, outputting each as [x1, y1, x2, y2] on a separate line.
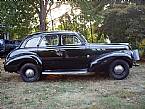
[58, 34, 90, 69]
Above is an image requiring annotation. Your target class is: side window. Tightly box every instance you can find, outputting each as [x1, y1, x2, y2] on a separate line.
[39, 35, 59, 47]
[25, 37, 40, 48]
[62, 35, 81, 45]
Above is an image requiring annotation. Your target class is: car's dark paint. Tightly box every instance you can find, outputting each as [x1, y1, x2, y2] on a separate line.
[4, 31, 135, 75]
[4, 49, 42, 72]
[89, 51, 133, 72]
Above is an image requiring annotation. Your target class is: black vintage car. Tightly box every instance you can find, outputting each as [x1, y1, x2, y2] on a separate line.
[4, 31, 140, 82]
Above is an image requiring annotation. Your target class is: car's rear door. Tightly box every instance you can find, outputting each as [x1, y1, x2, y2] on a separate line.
[58, 33, 90, 69]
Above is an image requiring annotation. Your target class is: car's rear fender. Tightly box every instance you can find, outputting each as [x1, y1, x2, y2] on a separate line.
[5, 54, 42, 72]
[89, 51, 133, 72]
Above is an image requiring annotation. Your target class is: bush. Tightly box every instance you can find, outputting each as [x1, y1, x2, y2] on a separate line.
[139, 39, 145, 60]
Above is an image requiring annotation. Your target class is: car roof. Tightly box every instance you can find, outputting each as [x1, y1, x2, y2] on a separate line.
[20, 31, 87, 48]
[31, 31, 78, 35]
[22, 31, 80, 42]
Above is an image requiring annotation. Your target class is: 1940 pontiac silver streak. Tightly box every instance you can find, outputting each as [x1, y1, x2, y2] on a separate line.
[4, 31, 140, 82]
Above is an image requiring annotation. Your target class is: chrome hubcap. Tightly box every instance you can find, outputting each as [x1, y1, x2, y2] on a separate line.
[25, 69, 35, 77]
[114, 65, 124, 74]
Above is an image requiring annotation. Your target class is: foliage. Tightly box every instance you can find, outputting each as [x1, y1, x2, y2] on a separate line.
[101, 4, 145, 48]
[27, 0, 67, 31]
[0, 1, 36, 39]
[139, 39, 145, 57]
[69, 0, 145, 44]
[1, 0, 145, 44]
[0, 0, 64, 39]
[57, 0, 111, 43]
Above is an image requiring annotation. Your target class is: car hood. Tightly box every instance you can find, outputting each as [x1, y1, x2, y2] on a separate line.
[87, 43, 129, 50]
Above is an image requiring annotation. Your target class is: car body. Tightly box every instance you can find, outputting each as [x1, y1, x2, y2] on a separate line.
[4, 31, 140, 82]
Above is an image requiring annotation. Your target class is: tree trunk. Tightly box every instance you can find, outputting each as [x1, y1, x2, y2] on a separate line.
[39, 0, 47, 31]
[39, 15, 46, 31]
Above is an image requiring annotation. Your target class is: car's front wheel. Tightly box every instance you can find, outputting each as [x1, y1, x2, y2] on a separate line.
[109, 60, 129, 80]
[20, 63, 40, 82]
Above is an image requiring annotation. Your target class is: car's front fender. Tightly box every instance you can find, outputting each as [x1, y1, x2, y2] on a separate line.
[89, 51, 133, 71]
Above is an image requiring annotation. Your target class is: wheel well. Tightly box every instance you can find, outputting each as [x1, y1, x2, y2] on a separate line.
[110, 57, 133, 68]
[18, 60, 40, 73]
[89, 56, 133, 73]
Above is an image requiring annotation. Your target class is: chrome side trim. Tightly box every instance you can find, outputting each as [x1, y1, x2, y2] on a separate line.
[42, 71, 94, 75]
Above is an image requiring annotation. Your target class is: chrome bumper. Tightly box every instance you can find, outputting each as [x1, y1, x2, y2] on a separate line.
[132, 49, 140, 61]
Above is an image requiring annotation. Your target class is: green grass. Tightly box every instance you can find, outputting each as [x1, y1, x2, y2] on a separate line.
[0, 61, 145, 109]
[87, 96, 136, 109]
[1, 81, 145, 109]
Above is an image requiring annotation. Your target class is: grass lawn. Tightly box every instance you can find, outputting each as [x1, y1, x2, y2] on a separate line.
[0, 59, 145, 109]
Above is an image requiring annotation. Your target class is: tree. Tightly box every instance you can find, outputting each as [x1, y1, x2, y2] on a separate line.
[67, 0, 110, 42]
[0, 1, 36, 39]
[102, 4, 145, 48]
[0, 0, 66, 39]
[69, 0, 145, 43]
[28, 0, 66, 31]
[27, 0, 52, 31]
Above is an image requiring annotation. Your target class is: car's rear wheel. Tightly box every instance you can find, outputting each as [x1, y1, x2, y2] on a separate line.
[20, 63, 40, 82]
[109, 60, 129, 80]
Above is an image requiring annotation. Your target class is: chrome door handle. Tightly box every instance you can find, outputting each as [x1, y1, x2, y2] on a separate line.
[55, 49, 65, 56]
[56, 48, 65, 52]
[60, 49, 65, 52]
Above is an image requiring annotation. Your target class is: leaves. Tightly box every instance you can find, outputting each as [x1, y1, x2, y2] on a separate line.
[0, 0, 63, 38]
[102, 4, 145, 48]
[0, 1, 36, 39]
[0, 0, 145, 44]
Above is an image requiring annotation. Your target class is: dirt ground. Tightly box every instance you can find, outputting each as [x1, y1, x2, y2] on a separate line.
[0, 59, 145, 109]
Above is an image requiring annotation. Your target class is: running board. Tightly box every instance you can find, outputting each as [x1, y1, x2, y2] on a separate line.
[42, 69, 94, 75]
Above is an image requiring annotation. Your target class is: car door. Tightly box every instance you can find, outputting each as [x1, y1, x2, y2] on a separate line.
[58, 34, 90, 69]
[37, 34, 64, 70]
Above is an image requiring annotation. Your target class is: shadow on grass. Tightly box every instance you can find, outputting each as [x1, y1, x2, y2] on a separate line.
[41, 73, 110, 82]
[1, 72, 110, 83]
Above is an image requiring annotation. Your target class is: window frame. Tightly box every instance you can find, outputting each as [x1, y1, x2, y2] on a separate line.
[23, 36, 41, 48]
[61, 34, 82, 46]
[38, 34, 60, 48]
